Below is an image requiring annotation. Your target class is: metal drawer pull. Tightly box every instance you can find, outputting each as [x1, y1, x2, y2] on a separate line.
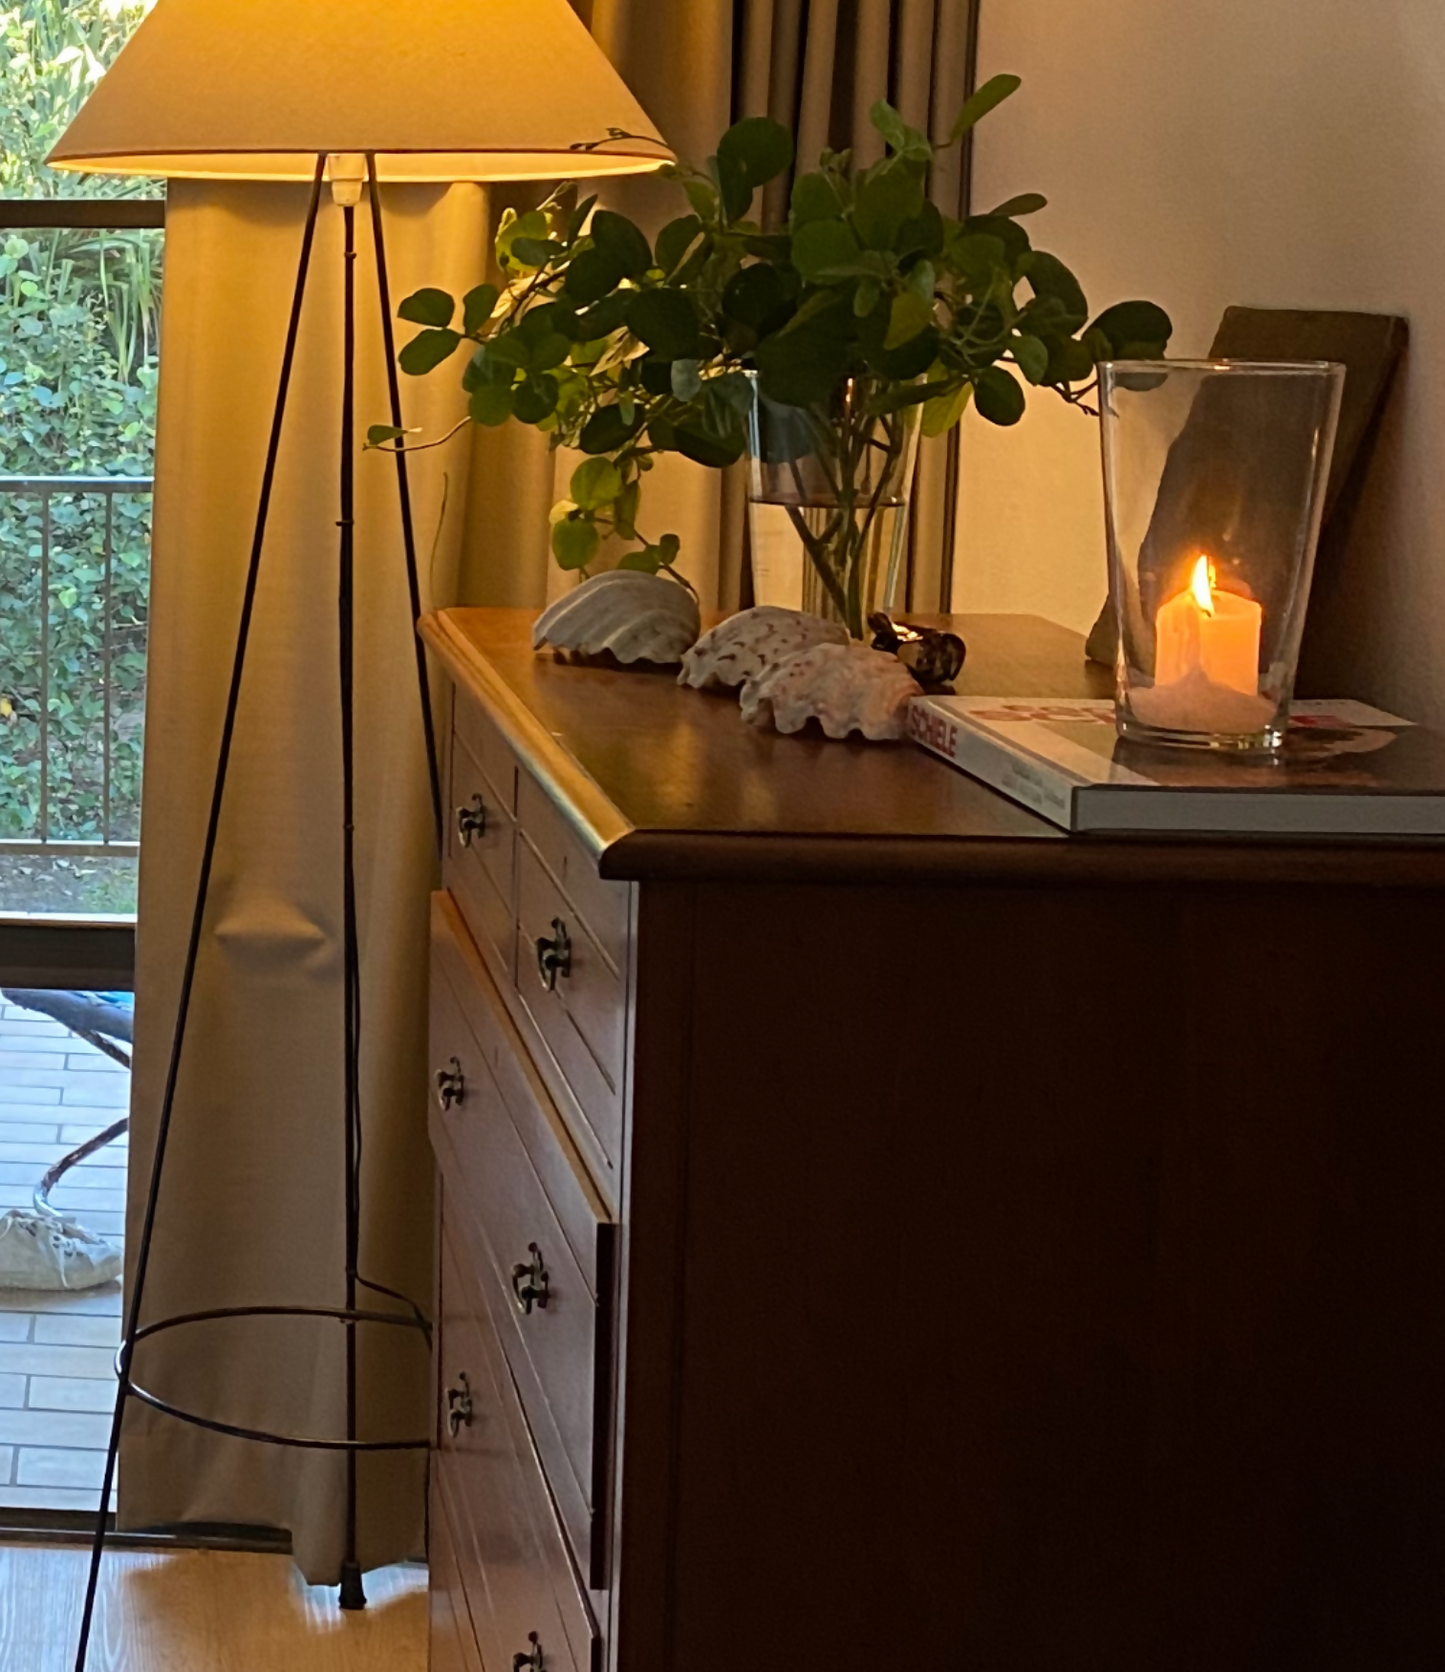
[510, 1243, 550, 1315]
[513, 1634, 545, 1671]
[455, 793, 487, 847]
[535, 918, 571, 993]
[446, 1373, 473, 1438]
[434, 1057, 465, 1112]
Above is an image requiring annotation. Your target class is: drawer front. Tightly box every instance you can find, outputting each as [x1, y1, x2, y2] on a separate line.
[431, 897, 615, 1584]
[455, 685, 519, 816]
[517, 773, 628, 977]
[516, 842, 626, 1173]
[430, 1480, 487, 1672]
[447, 733, 517, 978]
[437, 1210, 599, 1672]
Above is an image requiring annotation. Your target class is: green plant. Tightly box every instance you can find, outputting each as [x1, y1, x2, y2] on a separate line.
[388, 75, 1171, 634]
[0, 0, 160, 856]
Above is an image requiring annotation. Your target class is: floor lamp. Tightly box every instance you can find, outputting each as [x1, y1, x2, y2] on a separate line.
[46, 3, 667, 1666]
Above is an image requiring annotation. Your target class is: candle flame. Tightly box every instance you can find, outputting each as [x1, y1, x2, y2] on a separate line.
[1189, 554, 1216, 616]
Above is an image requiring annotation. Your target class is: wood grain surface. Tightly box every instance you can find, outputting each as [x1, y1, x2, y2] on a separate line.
[422, 609, 1445, 888]
[0, 1543, 426, 1671]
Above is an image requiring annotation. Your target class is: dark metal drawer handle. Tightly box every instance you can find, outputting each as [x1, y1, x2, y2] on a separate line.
[455, 793, 487, 848]
[446, 1372, 473, 1438]
[510, 1243, 550, 1315]
[434, 1057, 465, 1112]
[535, 919, 571, 993]
[513, 1634, 545, 1671]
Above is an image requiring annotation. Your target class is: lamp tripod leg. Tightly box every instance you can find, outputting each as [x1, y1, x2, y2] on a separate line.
[338, 194, 366, 1614]
[366, 154, 442, 855]
[71, 156, 330, 1672]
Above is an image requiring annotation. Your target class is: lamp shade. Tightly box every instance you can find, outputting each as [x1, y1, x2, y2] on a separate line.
[47, 0, 671, 183]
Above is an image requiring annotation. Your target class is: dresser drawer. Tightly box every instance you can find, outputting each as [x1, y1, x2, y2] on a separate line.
[436, 1208, 599, 1672]
[447, 733, 517, 978]
[454, 683, 519, 816]
[517, 772, 628, 976]
[516, 842, 626, 1174]
[431, 893, 615, 1585]
[429, 1478, 487, 1672]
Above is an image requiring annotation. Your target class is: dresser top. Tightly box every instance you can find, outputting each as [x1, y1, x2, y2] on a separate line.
[422, 608, 1445, 888]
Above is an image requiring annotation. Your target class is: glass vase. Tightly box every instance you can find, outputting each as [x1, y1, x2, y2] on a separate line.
[747, 376, 923, 640]
[1100, 359, 1344, 750]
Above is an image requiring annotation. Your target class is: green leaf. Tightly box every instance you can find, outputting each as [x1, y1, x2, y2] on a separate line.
[1088, 300, 1174, 356]
[854, 278, 881, 318]
[754, 325, 852, 408]
[718, 116, 795, 190]
[949, 73, 1022, 143]
[552, 517, 600, 571]
[674, 424, 745, 468]
[1011, 333, 1050, 385]
[791, 171, 848, 231]
[853, 168, 925, 251]
[563, 247, 627, 306]
[567, 193, 600, 241]
[922, 382, 972, 439]
[988, 192, 1047, 218]
[469, 383, 515, 426]
[959, 214, 1031, 266]
[579, 404, 646, 454]
[627, 289, 701, 360]
[656, 214, 704, 275]
[571, 457, 624, 511]
[591, 210, 654, 279]
[973, 365, 1026, 425]
[513, 374, 560, 424]
[948, 232, 1007, 286]
[1025, 252, 1089, 328]
[399, 328, 462, 376]
[398, 288, 455, 328]
[497, 209, 549, 269]
[885, 290, 934, 350]
[722, 264, 798, 332]
[618, 547, 666, 574]
[792, 219, 862, 284]
[671, 358, 703, 401]
[1045, 337, 1097, 385]
[614, 480, 642, 540]
[462, 283, 499, 335]
[684, 178, 720, 220]
[365, 425, 407, 447]
[865, 328, 939, 381]
[569, 291, 633, 340]
[511, 237, 566, 269]
[870, 100, 933, 161]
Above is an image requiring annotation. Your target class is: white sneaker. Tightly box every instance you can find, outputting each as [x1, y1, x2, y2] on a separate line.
[0, 1210, 123, 1291]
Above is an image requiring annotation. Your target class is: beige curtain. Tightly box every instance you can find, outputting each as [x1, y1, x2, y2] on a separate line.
[122, 179, 483, 1579]
[457, 0, 980, 613]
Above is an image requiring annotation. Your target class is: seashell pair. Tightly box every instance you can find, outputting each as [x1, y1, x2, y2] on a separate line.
[533, 571, 700, 666]
[683, 606, 919, 741]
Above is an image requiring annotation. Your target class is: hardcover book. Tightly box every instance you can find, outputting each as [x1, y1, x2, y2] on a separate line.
[905, 696, 1445, 836]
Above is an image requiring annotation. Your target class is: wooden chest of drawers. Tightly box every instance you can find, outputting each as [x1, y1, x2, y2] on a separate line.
[420, 607, 1445, 1672]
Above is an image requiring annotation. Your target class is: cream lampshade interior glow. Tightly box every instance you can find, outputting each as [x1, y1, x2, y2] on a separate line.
[47, 0, 672, 182]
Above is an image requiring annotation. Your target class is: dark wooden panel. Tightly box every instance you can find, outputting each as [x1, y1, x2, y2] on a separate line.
[519, 771, 630, 976]
[657, 878, 1445, 1672]
[454, 681, 520, 816]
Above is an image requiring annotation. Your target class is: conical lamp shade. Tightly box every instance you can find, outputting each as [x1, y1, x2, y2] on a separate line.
[48, 0, 671, 183]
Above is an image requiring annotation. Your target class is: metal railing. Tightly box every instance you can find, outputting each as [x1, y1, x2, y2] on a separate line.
[0, 474, 153, 858]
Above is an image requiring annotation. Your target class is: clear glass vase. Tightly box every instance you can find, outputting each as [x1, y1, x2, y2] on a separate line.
[1100, 359, 1344, 750]
[747, 376, 923, 640]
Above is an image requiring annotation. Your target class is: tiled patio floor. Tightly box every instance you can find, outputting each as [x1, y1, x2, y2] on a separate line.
[0, 1000, 126, 1513]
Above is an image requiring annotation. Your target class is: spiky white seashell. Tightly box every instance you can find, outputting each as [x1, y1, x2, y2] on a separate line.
[678, 606, 848, 690]
[533, 571, 701, 666]
[739, 643, 921, 741]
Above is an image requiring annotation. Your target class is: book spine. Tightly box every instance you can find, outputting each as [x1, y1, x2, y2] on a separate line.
[904, 699, 1076, 830]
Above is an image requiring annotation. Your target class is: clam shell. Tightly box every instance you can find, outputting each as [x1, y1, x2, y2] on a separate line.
[739, 642, 921, 741]
[678, 606, 848, 690]
[533, 571, 701, 666]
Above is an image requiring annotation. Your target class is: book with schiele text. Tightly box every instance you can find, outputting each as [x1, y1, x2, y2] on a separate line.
[906, 695, 1445, 836]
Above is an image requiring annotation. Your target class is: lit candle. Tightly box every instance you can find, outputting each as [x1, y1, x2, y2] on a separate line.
[1132, 555, 1274, 734]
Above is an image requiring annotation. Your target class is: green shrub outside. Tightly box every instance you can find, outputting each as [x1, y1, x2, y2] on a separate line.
[0, 0, 159, 866]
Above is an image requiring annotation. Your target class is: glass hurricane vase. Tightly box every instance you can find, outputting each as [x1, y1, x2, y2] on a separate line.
[748, 376, 923, 640]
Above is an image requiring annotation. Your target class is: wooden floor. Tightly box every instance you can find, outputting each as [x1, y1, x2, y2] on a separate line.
[0, 1543, 427, 1670]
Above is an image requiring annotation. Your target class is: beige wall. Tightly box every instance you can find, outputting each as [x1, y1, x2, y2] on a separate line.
[955, 1, 1445, 720]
